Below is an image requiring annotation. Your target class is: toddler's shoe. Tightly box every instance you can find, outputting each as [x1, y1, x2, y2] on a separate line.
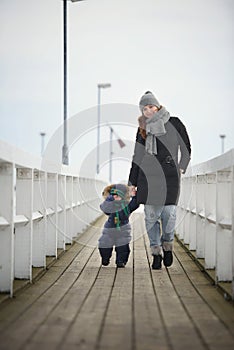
[152, 254, 162, 270]
[116, 262, 125, 268]
[163, 250, 173, 267]
[102, 258, 110, 266]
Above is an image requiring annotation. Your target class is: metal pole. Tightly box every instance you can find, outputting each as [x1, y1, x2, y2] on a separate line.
[109, 127, 113, 183]
[62, 0, 69, 165]
[220, 134, 226, 154]
[40, 132, 46, 156]
[61, 0, 85, 164]
[97, 86, 101, 173]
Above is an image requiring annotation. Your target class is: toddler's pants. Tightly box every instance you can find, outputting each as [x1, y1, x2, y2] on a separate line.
[99, 244, 130, 264]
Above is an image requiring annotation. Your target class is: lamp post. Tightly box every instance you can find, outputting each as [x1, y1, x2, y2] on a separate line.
[62, 0, 85, 165]
[220, 134, 226, 154]
[96, 83, 111, 174]
[40, 132, 46, 156]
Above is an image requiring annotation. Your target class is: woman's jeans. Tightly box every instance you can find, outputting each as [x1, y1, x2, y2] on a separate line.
[144, 205, 176, 255]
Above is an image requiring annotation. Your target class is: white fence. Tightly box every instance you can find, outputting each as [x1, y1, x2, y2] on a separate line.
[0, 140, 105, 296]
[176, 149, 234, 298]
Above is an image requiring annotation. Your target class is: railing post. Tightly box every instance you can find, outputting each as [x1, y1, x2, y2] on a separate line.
[176, 177, 185, 240]
[79, 177, 87, 233]
[183, 177, 191, 245]
[216, 169, 232, 281]
[58, 175, 66, 250]
[204, 173, 216, 269]
[32, 170, 46, 267]
[232, 165, 234, 299]
[65, 176, 73, 244]
[196, 175, 206, 258]
[72, 176, 79, 237]
[46, 173, 58, 257]
[0, 162, 14, 296]
[15, 168, 33, 280]
[189, 176, 197, 251]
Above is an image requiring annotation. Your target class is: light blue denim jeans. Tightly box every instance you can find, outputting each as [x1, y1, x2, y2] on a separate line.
[144, 204, 176, 255]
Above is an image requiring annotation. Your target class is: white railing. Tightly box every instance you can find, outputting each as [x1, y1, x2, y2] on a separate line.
[176, 149, 234, 298]
[0, 140, 106, 296]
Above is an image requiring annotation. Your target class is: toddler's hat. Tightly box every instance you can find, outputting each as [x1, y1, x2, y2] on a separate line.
[110, 184, 128, 199]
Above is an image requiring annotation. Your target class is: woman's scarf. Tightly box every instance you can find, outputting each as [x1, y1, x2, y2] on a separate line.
[145, 106, 170, 155]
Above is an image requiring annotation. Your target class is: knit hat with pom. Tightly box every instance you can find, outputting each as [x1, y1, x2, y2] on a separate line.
[139, 91, 160, 112]
[110, 184, 128, 199]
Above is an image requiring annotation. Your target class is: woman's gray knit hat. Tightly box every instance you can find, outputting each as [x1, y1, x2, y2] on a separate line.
[139, 91, 160, 112]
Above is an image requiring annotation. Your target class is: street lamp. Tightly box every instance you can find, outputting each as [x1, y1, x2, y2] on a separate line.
[40, 132, 46, 156]
[96, 83, 111, 174]
[220, 134, 226, 154]
[62, 0, 85, 165]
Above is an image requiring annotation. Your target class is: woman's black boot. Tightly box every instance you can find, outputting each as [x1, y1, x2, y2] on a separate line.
[152, 254, 162, 270]
[163, 250, 173, 267]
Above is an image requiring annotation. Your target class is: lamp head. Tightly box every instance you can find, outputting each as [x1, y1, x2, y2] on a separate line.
[98, 83, 111, 89]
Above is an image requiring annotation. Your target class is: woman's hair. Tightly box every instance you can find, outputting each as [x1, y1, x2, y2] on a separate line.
[138, 115, 147, 139]
[138, 106, 162, 139]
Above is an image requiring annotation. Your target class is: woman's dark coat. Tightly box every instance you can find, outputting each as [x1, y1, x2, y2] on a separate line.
[128, 117, 191, 206]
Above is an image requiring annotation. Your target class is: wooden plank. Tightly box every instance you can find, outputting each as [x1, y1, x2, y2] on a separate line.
[96, 213, 147, 350]
[133, 234, 170, 350]
[0, 217, 105, 349]
[97, 244, 133, 350]
[144, 236, 207, 350]
[22, 247, 104, 350]
[171, 242, 234, 348]
[0, 245, 96, 350]
[60, 254, 116, 350]
[0, 214, 234, 350]
[176, 237, 232, 298]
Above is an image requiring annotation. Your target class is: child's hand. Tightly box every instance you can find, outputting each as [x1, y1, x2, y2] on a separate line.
[113, 194, 122, 201]
[130, 186, 137, 196]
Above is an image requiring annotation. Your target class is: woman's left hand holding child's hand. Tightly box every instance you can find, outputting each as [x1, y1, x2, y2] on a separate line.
[130, 186, 137, 196]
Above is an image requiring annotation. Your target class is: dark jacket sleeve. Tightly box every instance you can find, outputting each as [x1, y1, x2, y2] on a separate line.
[128, 128, 145, 186]
[174, 117, 191, 172]
[118, 196, 139, 221]
[127, 196, 139, 213]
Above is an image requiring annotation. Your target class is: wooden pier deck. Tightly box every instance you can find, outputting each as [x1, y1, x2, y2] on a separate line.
[0, 213, 234, 350]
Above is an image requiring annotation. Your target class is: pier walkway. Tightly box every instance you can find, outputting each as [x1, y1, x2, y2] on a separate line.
[0, 213, 233, 350]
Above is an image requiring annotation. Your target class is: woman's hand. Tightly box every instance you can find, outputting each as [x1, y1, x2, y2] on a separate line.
[130, 186, 137, 196]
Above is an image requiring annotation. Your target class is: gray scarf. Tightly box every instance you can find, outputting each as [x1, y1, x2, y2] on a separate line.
[145, 106, 170, 155]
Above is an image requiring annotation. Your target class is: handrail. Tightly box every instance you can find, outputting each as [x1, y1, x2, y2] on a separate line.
[176, 149, 234, 299]
[0, 140, 106, 296]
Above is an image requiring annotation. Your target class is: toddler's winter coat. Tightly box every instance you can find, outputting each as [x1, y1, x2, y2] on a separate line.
[98, 184, 139, 249]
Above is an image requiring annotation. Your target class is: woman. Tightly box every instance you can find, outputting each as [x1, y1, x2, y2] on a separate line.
[128, 91, 191, 269]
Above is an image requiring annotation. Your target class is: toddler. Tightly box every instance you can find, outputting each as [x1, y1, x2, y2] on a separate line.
[98, 184, 139, 268]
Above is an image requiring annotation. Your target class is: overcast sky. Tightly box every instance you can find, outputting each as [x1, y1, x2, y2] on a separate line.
[0, 0, 233, 182]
